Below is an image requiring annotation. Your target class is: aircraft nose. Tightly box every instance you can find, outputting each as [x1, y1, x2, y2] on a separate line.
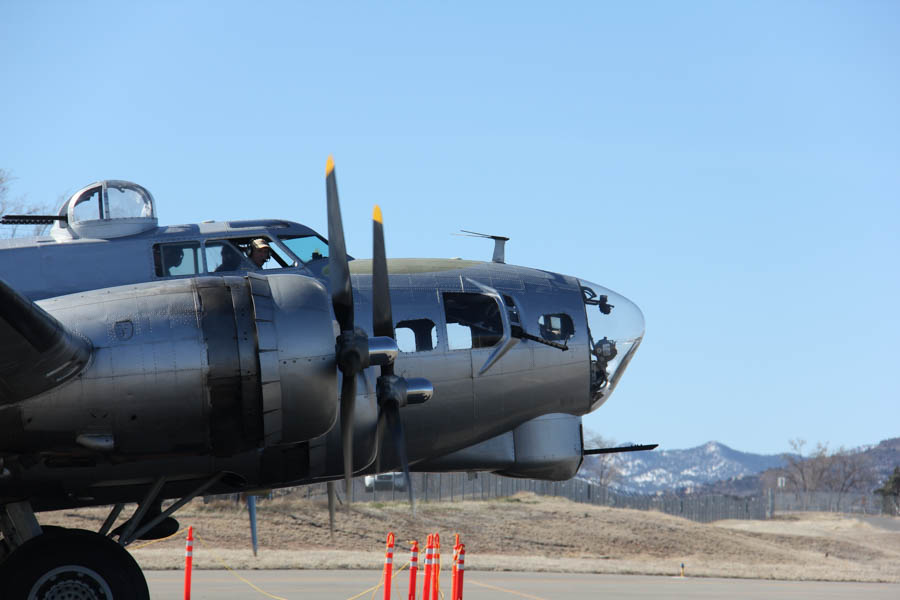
[577, 279, 644, 411]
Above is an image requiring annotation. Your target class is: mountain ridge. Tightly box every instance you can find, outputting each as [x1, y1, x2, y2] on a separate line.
[580, 437, 900, 495]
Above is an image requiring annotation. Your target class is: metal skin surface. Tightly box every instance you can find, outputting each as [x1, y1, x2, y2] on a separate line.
[415, 413, 585, 481]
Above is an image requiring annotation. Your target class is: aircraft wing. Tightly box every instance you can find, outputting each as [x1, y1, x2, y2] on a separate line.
[0, 280, 91, 404]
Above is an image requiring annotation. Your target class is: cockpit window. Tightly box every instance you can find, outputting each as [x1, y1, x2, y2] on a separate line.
[205, 237, 293, 271]
[443, 292, 502, 350]
[279, 235, 329, 264]
[154, 242, 201, 277]
[205, 241, 251, 272]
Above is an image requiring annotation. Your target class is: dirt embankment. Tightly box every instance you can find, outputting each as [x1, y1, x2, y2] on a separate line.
[41, 493, 900, 582]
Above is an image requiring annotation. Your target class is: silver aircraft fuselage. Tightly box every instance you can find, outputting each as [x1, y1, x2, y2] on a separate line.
[0, 198, 643, 511]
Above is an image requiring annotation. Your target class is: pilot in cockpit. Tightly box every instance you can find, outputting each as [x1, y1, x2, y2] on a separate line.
[161, 245, 185, 276]
[248, 238, 272, 269]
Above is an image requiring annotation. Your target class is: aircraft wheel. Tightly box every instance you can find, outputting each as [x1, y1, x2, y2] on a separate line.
[0, 527, 149, 600]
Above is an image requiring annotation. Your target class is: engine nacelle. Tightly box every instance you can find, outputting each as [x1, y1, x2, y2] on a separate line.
[413, 413, 584, 481]
[0, 274, 337, 458]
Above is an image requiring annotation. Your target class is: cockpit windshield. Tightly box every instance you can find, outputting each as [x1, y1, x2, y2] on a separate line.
[279, 235, 329, 264]
[578, 279, 645, 410]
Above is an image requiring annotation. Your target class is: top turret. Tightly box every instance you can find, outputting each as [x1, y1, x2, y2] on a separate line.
[51, 180, 157, 240]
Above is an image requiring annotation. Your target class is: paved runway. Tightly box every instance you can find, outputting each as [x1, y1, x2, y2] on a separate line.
[148, 569, 899, 599]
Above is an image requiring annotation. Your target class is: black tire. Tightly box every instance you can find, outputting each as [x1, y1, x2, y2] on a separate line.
[0, 527, 149, 600]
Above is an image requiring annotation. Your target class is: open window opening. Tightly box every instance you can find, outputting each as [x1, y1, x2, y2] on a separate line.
[395, 318, 437, 353]
[443, 292, 503, 350]
[537, 313, 575, 342]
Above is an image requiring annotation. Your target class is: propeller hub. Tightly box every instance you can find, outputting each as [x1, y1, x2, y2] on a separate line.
[405, 377, 433, 405]
[377, 374, 408, 409]
[335, 328, 369, 375]
[368, 336, 399, 367]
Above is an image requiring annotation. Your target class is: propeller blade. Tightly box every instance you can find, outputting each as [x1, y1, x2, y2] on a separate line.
[339, 373, 357, 498]
[384, 402, 415, 512]
[372, 205, 393, 344]
[326, 481, 336, 537]
[326, 155, 353, 331]
[374, 407, 387, 474]
[247, 495, 258, 557]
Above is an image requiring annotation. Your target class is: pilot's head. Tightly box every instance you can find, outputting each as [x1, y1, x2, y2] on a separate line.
[162, 245, 185, 269]
[249, 238, 271, 268]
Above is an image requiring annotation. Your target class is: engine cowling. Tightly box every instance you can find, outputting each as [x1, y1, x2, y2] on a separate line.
[0, 274, 338, 458]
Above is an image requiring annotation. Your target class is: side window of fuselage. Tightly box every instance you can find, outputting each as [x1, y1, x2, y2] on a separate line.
[538, 313, 575, 342]
[396, 319, 438, 353]
[442, 292, 503, 350]
[153, 242, 202, 277]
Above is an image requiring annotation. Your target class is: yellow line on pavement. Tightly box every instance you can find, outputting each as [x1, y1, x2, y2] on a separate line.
[468, 579, 550, 600]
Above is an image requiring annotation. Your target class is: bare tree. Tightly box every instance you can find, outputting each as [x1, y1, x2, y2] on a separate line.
[781, 439, 830, 494]
[779, 439, 877, 510]
[0, 169, 53, 239]
[824, 447, 875, 510]
[579, 430, 620, 487]
[875, 467, 900, 516]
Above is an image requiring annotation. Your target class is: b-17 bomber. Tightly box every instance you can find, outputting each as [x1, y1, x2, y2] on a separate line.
[0, 157, 646, 598]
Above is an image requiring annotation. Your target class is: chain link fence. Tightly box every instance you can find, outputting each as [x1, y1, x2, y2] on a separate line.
[231, 474, 887, 522]
[772, 490, 883, 515]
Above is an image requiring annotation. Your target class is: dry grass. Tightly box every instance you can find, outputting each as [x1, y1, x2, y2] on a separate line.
[39, 492, 900, 582]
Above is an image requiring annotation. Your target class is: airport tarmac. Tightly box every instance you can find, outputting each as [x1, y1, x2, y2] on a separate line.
[148, 569, 899, 599]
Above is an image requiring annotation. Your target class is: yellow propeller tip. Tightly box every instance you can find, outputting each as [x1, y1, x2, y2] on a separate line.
[326, 155, 335, 176]
[373, 205, 383, 224]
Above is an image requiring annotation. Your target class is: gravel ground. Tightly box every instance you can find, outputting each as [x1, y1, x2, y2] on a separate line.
[39, 492, 900, 582]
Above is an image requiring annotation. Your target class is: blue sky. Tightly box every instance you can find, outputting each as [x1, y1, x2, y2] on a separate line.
[2, 2, 897, 455]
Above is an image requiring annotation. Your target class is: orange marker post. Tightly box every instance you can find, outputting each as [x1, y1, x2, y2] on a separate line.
[432, 533, 441, 600]
[422, 534, 434, 600]
[383, 532, 396, 600]
[183, 526, 193, 600]
[408, 540, 419, 600]
[450, 535, 461, 600]
[455, 544, 466, 600]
